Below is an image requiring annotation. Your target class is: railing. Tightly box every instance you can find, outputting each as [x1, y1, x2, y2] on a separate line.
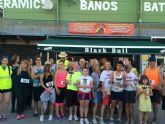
[1, 18, 165, 37]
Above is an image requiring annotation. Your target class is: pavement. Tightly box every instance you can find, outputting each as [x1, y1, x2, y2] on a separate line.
[1, 102, 165, 124]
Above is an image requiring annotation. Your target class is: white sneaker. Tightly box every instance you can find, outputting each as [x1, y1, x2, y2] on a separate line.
[80, 118, 84, 124]
[92, 118, 98, 124]
[68, 115, 73, 121]
[74, 115, 78, 121]
[48, 115, 53, 121]
[40, 115, 44, 122]
[99, 119, 105, 124]
[84, 118, 89, 124]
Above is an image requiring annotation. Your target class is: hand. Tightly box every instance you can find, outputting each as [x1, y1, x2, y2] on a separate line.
[56, 89, 61, 95]
[102, 91, 107, 99]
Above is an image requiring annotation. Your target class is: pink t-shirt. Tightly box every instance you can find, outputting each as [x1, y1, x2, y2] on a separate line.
[56, 70, 67, 88]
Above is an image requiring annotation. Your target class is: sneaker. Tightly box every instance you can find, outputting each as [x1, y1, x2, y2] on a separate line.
[61, 113, 66, 119]
[117, 118, 121, 121]
[20, 114, 25, 119]
[32, 113, 38, 118]
[152, 121, 156, 124]
[57, 115, 62, 121]
[48, 115, 53, 121]
[68, 115, 73, 121]
[109, 118, 114, 124]
[0, 115, 3, 121]
[92, 118, 98, 124]
[99, 119, 105, 124]
[84, 118, 89, 124]
[40, 115, 44, 122]
[2, 114, 7, 120]
[80, 118, 84, 124]
[27, 106, 33, 110]
[74, 115, 78, 121]
[16, 115, 21, 120]
[125, 120, 129, 124]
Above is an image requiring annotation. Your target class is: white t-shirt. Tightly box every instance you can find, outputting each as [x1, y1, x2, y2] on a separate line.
[78, 75, 93, 93]
[111, 72, 124, 92]
[100, 70, 113, 95]
[124, 72, 138, 91]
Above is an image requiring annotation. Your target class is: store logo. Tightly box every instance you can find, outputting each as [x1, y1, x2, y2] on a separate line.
[85, 48, 107, 53]
[144, 2, 165, 12]
[0, 0, 54, 10]
[80, 0, 118, 11]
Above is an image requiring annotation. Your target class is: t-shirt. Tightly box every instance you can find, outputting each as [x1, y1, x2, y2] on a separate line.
[78, 75, 93, 93]
[100, 70, 113, 95]
[66, 71, 82, 91]
[111, 71, 124, 92]
[124, 72, 138, 91]
[32, 65, 44, 87]
[91, 72, 101, 92]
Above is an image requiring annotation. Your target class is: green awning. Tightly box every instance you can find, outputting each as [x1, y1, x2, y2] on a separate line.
[37, 37, 165, 54]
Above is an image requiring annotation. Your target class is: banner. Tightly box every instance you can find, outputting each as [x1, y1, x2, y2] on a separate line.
[69, 22, 134, 36]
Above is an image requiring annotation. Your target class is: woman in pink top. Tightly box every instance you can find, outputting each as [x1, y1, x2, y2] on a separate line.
[54, 60, 67, 120]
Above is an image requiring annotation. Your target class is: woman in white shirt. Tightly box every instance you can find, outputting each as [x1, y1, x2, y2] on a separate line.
[77, 67, 93, 124]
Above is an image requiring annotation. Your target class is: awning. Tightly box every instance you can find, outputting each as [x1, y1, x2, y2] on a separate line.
[37, 37, 165, 54]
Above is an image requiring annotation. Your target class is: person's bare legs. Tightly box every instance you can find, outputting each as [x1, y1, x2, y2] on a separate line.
[118, 101, 123, 120]
[110, 100, 116, 119]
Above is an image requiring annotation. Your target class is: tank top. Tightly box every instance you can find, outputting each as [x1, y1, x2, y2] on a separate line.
[145, 67, 160, 87]
[112, 71, 123, 92]
[43, 74, 53, 88]
[56, 70, 67, 88]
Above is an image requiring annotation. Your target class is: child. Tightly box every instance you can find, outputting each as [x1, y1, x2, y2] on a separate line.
[137, 75, 153, 124]
[77, 67, 93, 124]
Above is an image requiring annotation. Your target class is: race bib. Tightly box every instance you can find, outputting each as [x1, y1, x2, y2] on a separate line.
[21, 78, 30, 83]
[46, 81, 53, 87]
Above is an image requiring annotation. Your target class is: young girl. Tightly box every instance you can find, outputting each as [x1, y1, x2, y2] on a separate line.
[14, 60, 31, 120]
[54, 60, 67, 120]
[137, 75, 153, 124]
[40, 62, 55, 121]
[77, 67, 93, 124]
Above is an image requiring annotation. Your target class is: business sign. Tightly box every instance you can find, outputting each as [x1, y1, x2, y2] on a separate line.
[69, 22, 135, 36]
[143, 1, 165, 12]
[0, 0, 54, 9]
[80, 0, 118, 11]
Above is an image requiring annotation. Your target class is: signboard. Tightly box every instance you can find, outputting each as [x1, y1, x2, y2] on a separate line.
[69, 22, 135, 36]
[141, 55, 149, 74]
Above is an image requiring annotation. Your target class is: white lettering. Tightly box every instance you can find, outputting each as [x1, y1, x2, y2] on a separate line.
[152, 2, 158, 12]
[34, 0, 40, 9]
[103, 1, 110, 11]
[4, 0, 11, 8]
[111, 1, 118, 11]
[94, 1, 102, 11]
[144, 2, 151, 11]
[11, 0, 18, 8]
[80, 0, 87, 10]
[85, 48, 89, 52]
[18, 0, 29, 9]
[103, 48, 107, 53]
[0, 0, 3, 9]
[159, 3, 165, 12]
[88, 1, 95, 10]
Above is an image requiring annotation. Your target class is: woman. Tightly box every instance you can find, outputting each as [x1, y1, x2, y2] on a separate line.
[10, 54, 20, 113]
[54, 60, 67, 120]
[110, 61, 124, 123]
[77, 67, 93, 124]
[14, 59, 31, 120]
[91, 66, 101, 124]
[66, 62, 82, 121]
[40, 62, 55, 121]
[0, 56, 12, 120]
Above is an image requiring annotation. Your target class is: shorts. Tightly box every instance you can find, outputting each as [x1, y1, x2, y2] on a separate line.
[56, 87, 66, 103]
[123, 90, 136, 104]
[78, 92, 92, 100]
[111, 90, 123, 101]
[162, 96, 165, 110]
[0, 89, 11, 93]
[66, 89, 78, 107]
[93, 91, 102, 104]
[40, 89, 56, 103]
[151, 89, 161, 103]
[33, 87, 43, 102]
[102, 95, 111, 106]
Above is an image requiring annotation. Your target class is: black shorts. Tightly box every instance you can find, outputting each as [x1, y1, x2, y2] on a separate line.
[111, 90, 123, 101]
[123, 90, 136, 104]
[151, 89, 161, 103]
[162, 96, 165, 110]
[0, 89, 11, 93]
[56, 87, 66, 103]
[33, 87, 43, 102]
[66, 89, 78, 107]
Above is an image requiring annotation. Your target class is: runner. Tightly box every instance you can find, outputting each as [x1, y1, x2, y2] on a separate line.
[77, 67, 93, 124]
[0, 56, 12, 120]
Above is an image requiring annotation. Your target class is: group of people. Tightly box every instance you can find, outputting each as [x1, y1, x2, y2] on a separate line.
[0, 52, 165, 124]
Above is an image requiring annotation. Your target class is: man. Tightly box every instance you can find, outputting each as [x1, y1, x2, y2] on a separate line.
[78, 58, 87, 72]
[50, 58, 56, 74]
[56, 52, 69, 70]
[145, 55, 161, 124]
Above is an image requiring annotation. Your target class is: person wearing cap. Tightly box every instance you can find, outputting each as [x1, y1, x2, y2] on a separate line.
[56, 52, 69, 70]
[145, 55, 161, 124]
[0, 56, 12, 120]
[39, 61, 55, 121]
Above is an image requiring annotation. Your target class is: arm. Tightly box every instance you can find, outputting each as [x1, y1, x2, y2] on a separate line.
[137, 86, 145, 96]
[54, 70, 60, 94]
[40, 73, 49, 91]
[77, 80, 85, 88]
[31, 67, 40, 79]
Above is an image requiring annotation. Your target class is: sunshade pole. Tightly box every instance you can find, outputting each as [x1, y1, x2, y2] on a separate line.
[47, 52, 49, 61]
